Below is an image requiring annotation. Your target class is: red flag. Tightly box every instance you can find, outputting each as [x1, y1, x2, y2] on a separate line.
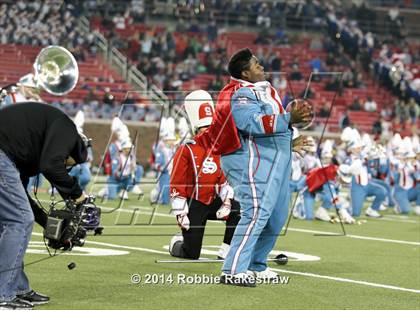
[306, 165, 338, 193]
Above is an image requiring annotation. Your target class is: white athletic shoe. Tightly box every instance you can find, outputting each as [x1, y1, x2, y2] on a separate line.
[149, 188, 159, 204]
[379, 204, 387, 211]
[365, 207, 382, 218]
[249, 268, 279, 281]
[338, 208, 356, 224]
[119, 191, 129, 200]
[97, 187, 108, 198]
[292, 205, 302, 219]
[413, 206, 420, 216]
[131, 185, 143, 195]
[217, 243, 230, 260]
[169, 233, 183, 254]
[315, 207, 331, 222]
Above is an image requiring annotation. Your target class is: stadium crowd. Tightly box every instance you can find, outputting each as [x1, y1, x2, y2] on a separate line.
[324, 3, 419, 133]
[0, 0, 97, 57]
[0, 0, 418, 131]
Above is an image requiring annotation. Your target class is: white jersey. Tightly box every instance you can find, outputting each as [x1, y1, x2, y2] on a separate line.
[348, 155, 369, 186]
[303, 153, 321, 172]
[291, 153, 304, 181]
[336, 148, 349, 164]
[398, 163, 415, 190]
[119, 152, 135, 177]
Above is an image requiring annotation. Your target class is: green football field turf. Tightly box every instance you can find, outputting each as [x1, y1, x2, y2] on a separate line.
[22, 180, 420, 310]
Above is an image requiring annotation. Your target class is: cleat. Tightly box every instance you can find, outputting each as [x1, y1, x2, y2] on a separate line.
[413, 206, 420, 216]
[249, 268, 279, 281]
[17, 290, 49, 305]
[339, 208, 356, 224]
[169, 233, 183, 256]
[365, 207, 382, 218]
[119, 191, 129, 200]
[97, 188, 108, 199]
[315, 207, 331, 222]
[0, 298, 34, 309]
[149, 188, 159, 204]
[131, 185, 143, 196]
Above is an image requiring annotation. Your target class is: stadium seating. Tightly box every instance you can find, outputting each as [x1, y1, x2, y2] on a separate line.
[2, 16, 408, 132]
[0, 44, 135, 104]
[90, 17, 403, 132]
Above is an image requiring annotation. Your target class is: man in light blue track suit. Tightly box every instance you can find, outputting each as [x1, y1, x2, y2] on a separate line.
[210, 49, 312, 287]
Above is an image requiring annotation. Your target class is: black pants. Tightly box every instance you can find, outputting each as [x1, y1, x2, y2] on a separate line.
[174, 197, 240, 259]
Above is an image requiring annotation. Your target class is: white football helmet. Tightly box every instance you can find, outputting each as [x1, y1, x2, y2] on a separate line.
[184, 90, 214, 132]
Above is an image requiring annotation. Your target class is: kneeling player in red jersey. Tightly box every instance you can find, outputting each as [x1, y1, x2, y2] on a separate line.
[169, 90, 240, 260]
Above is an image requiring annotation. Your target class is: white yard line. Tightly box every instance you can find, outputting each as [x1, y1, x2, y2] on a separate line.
[85, 240, 169, 255]
[374, 216, 419, 224]
[385, 215, 412, 220]
[30, 232, 420, 294]
[31, 232, 168, 255]
[287, 228, 420, 246]
[346, 234, 419, 245]
[270, 267, 420, 294]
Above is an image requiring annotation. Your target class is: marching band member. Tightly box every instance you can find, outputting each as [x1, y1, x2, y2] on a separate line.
[293, 135, 319, 220]
[302, 140, 355, 224]
[150, 127, 176, 205]
[289, 130, 307, 194]
[169, 90, 240, 260]
[393, 138, 419, 215]
[412, 136, 420, 214]
[201, 49, 312, 286]
[109, 138, 143, 200]
[69, 108, 92, 191]
[377, 144, 396, 208]
[345, 132, 387, 218]
[0, 74, 41, 108]
[99, 116, 143, 199]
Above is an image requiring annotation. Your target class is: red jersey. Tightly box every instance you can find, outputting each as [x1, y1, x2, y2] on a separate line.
[170, 137, 227, 205]
[195, 79, 243, 155]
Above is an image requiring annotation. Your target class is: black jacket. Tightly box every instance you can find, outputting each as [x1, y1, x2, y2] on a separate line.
[0, 102, 87, 200]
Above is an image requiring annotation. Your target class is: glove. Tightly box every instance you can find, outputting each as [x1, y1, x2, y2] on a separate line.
[216, 200, 231, 220]
[176, 214, 190, 230]
[172, 197, 190, 230]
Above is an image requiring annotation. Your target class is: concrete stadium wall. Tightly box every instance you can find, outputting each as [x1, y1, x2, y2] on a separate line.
[83, 119, 341, 170]
[84, 119, 159, 169]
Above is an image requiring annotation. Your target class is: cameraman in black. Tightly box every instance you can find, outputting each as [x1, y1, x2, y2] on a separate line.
[0, 102, 88, 310]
